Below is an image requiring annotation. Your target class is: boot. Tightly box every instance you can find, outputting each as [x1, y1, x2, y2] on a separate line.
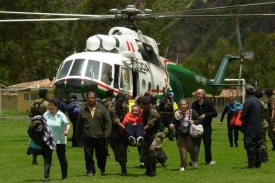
[120, 162, 127, 176]
[150, 164, 156, 176]
[234, 140, 238, 147]
[144, 164, 150, 176]
[242, 155, 256, 169]
[32, 155, 38, 165]
[228, 134, 233, 147]
[255, 153, 261, 168]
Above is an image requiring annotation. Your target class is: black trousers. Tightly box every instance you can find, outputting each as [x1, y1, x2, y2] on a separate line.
[43, 144, 67, 179]
[83, 137, 107, 174]
[196, 125, 213, 164]
[244, 133, 261, 166]
[227, 121, 240, 145]
[125, 123, 144, 139]
[71, 120, 78, 147]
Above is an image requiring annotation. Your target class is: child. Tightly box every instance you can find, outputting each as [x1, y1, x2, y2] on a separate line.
[121, 105, 144, 147]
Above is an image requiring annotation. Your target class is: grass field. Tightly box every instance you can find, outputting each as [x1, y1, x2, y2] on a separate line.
[0, 118, 274, 183]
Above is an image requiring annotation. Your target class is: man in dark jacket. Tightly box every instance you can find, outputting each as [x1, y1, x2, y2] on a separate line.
[191, 89, 218, 165]
[240, 85, 262, 169]
[76, 91, 112, 176]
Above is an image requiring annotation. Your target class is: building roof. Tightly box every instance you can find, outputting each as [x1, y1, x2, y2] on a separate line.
[8, 78, 55, 91]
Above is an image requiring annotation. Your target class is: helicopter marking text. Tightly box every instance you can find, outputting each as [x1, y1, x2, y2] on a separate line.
[195, 75, 206, 86]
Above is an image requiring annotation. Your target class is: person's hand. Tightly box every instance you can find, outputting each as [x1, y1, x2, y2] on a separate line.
[64, 129, 69, 136]
[199, 114, 205, 120]
[219, 122, 222, 125]
[189, 120, 194, 124]
[169, 124, 175, 130]
[133, 122, 137, 125]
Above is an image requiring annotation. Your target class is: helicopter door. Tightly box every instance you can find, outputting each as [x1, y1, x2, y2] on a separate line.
[119, 67, 132, 96]
[137, 62, 152, 96]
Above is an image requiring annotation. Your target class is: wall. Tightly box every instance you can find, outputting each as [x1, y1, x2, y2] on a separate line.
[17, 90, 54, 112]
[1, 95, 17, 109]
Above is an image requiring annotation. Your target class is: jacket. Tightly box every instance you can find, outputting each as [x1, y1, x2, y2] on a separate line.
[76, 103, 112, 143]
[240, 95, 261, 134]
[171, 109, 201, 134]
[191, 99, 218, 127]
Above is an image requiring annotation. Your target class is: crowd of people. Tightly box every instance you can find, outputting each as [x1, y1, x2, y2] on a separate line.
[26, 86, 274, 181]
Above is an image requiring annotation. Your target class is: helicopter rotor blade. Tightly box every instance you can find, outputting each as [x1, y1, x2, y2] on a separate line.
[149, 2, 275, 16]
[234, 19, 243, 54]
[143, 13, 275, 19]
[0, 15, 116, 22]
[0, 10, 116, 18]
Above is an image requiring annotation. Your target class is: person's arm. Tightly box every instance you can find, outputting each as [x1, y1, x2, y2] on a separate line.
[76, 109, 83, 144]
[203, 101, 218, 119]
[219, 105, 229, 125]
[190, 109, 202, 125]
[64, 123, 70, 136]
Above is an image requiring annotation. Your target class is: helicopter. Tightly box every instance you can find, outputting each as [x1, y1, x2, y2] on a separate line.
[1, 2, 275, 102]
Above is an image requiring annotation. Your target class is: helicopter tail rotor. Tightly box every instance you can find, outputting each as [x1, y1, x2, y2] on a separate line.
[234, 19, 254, 101]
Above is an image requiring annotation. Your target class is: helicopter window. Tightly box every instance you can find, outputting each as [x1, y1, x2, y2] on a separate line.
[156, 85, 159, 94]
[119, 67, 131, 90]
[142, 79, 146, 89]
[57, 60, 72, 79]
[101, 63, 112, 85]
[85, 60, 100, 79]
[69, 59, 86, 76]
[148, 82, 151, 91]
[136, 41, 160, 66]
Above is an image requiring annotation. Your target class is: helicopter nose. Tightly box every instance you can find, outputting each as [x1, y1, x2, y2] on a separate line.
[55, 78, 98, 94]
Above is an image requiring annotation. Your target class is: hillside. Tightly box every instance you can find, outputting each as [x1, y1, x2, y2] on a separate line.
[150, 0, 275, 62]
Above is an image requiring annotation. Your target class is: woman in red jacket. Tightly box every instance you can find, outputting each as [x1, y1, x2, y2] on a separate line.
[120, 105, 144, 147]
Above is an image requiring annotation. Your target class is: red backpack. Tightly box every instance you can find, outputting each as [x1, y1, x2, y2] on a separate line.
[230, 110, 243, 127]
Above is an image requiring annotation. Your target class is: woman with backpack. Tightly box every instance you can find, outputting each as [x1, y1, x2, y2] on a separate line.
[169, 99, 201, 171]
[219, 96, 243, 147]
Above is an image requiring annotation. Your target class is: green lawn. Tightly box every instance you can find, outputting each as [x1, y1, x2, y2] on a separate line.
[0, 119, 274, 183]
[0, 109, 28, 117]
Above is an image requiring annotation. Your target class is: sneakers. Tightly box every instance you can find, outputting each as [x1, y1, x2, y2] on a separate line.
[140, 162, 145, 168]
[192, 161, 198, 169]
[43, 177, 49, 182]
[128, 136, 136, 146]
[208, 160, 216, 165]
[137, 136, 144, 147]
[87, 172, 94, 177]
[179, 167, 185, 171]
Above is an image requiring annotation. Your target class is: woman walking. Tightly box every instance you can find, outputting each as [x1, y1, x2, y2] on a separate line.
[43, 98, 70, 181]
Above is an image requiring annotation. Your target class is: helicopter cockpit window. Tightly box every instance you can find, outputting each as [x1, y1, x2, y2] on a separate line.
[69, 59, 86, 76]
[136, 41, 160, 66]
[85, 60, 100, 79]
[101, 63, 112, 85]
[57, 60, 72, 79]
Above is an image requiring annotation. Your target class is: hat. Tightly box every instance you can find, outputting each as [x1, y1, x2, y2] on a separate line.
[254, 89, 263, 96]
[265, 88, 273, 95]
[70, 95, 77, 100]
[144, 92, 150, 97]
[116, 92, 126, 101]
[38, 89, 47, 96]
[245, 85, 254, 93]
[140, 96, 151, 104]
[106, 89, 114, 97]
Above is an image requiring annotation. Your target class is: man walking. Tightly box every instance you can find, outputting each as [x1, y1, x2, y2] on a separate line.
[240, 85, 262, 169]
[76, 91, 112, 176]
[191, 89, 217, 165]
[141, 96, 161, 176]
[108, 93, 129, 176]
